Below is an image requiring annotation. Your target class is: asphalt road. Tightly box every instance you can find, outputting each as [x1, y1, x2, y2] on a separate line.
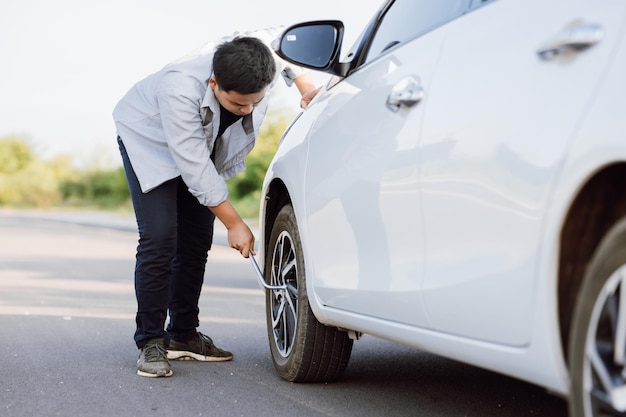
[0, 209, 569, 417]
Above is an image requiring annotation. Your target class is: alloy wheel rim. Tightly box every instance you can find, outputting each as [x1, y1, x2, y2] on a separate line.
[270, 231, 299, 358]
[583, 264, 626, 416]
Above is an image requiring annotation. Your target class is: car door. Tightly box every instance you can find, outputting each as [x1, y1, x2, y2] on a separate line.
[419, 0, 626, 345]
[302, 0, 469, 327]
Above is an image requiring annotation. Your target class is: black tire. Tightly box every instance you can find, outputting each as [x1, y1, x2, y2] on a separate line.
[569, 218, 626, 417]
[265, 205, 353, 382]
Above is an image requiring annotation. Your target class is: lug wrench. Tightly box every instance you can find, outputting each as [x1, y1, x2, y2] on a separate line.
[249, 254, 287, 290]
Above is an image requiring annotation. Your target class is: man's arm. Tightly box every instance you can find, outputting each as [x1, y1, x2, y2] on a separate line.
[294, 73, 321, 109]
[209, 199, 255, 258]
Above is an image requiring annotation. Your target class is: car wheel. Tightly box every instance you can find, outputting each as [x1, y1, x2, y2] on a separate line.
[569, 218, 626, 417]
[265, 204, 353, 382]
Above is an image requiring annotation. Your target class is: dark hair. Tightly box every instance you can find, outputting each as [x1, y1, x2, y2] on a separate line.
[212, 37, 276, 94]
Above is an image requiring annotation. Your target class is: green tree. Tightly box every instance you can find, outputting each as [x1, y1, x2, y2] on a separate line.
[0, 137, 34, 174]
[0, 136, 61, 207]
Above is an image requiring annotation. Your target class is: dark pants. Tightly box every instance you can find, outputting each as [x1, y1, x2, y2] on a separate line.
[118, 137, 215, 348]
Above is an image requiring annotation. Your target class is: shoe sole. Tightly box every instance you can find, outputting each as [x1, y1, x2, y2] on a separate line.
[137, 369, 173, 378]
[166, 350, 233, 362]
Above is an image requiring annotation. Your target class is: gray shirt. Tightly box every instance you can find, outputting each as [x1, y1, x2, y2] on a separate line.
[112, 28, 304, 207]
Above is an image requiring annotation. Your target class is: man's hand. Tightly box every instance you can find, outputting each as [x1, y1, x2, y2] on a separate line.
[300, 87, 322, 109]
[227, 221, 255, 258]
[209, 199, 255, 258]
[294, 73, 320, 109]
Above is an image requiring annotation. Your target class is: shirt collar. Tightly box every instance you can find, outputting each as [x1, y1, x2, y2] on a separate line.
[201, 76, 255, 135]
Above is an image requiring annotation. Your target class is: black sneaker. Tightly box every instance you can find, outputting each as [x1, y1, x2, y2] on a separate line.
[167, 332, 233, 362]
[137, 339, 173, 378]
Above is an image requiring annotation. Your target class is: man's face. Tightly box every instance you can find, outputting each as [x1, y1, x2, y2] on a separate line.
[209, 76, 268, 117]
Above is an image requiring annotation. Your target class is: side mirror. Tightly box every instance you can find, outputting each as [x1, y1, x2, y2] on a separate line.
[275, 21, 344, 75]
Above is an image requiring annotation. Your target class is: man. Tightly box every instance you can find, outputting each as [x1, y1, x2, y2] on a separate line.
[113, 28, 318, 378]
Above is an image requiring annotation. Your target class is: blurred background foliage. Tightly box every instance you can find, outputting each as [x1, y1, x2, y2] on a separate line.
[0, 115, 289, 219]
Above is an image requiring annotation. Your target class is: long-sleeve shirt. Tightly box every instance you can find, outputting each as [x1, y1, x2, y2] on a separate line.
[112, 27, 304, 207]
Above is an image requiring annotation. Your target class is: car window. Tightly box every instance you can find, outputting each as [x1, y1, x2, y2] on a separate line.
[365, 0, 469, 63]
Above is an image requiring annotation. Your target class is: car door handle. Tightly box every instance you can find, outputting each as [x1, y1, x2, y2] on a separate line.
[387, 77, 424, 112]
[537, 21, 603, 61]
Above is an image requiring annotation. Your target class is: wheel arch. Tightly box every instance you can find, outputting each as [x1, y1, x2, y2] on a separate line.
[558, 162, 626, 364]
[262, 178, 293, 259]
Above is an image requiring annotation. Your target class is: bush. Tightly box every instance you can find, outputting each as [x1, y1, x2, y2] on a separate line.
[0, 161, 61, 207]
[0, 137, 62, 207]
[59, 167, 130, 208]
[0, 112, 290, 213]
[0, 136, 130, 209]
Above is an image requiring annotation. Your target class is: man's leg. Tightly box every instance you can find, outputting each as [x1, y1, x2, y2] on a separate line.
[118, 137, 178, 348]
[166, 180, 233, 361]
[166, 178, 214, 341]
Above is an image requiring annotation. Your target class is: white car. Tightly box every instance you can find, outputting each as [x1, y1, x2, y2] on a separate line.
[256, 1, 626, 416]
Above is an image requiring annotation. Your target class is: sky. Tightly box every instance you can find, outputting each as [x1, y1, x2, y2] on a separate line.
[0, 0, 382, 167]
